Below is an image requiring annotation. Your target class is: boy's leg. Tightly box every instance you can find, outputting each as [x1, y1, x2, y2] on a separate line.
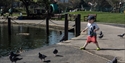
[80, 42, 89, 50]
[95, 42, 100, 50]
[83, 42, 89, 48]
[95, 42, 100, 48]
[91, 36, 100, 50]
[80, 36, 90, 50]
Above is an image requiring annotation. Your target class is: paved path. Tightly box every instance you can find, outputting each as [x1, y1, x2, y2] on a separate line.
[0, 19, 125, 63]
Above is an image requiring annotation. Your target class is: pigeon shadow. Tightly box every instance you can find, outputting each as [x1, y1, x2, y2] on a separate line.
[101, 48, 125, 51]
[55, 55, 63, 57]
[43, 60, 51, 63]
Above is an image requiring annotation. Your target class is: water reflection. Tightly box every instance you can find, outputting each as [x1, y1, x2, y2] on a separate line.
[0, 24, 74, 57]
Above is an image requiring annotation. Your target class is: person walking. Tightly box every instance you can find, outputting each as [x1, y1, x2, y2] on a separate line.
[0, 8, 3, 16]
[80, 15, 100, 51]
[8, 8, 12, 16]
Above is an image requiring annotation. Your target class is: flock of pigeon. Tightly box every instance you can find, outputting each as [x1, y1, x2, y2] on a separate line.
[9, 48, 58, 63]
[39, 48, 58, 62]
[98, 31, 125, 39]
[9, 52, 23, 63]
[8, 30, 124, 63]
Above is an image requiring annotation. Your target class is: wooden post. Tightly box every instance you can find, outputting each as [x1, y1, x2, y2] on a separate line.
[75, 14, 81, 37]
[8, 17, 11, 35]
[46, 16, 49, 36]
[8, 17, 11, 47]
[64, 14, 68, 41]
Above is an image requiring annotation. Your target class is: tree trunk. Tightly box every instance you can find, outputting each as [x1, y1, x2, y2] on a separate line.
[21, 0, 30, 16]
[24, 4, 30, 16]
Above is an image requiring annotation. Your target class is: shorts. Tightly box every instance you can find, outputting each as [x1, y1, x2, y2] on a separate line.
[86, 36, 97, 43]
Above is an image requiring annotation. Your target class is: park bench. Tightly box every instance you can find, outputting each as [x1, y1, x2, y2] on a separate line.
[84, 14, 97, 21]
[51, 14, 62, 19]
[68, 14, 77, 21]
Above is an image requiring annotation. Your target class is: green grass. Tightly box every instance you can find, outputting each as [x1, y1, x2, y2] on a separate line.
[69, 11, 125, 24]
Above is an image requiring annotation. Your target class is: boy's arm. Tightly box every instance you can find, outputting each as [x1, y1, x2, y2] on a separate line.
[94, 24, 99, 32]
[83, 27, 88, 32]
[94, 27, 99, 32]
[83, 23, 89, 32]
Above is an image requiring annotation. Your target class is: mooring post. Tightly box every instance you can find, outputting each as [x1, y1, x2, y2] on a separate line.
[75, 14, 81, 37]
[8, 17, 11, 35]
[8, 17, 12, 47]
[46, 16, 49, 36]
[64, 14, 68, 41]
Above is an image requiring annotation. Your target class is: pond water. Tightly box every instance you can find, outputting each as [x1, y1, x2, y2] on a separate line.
[0, 24, 74, 57]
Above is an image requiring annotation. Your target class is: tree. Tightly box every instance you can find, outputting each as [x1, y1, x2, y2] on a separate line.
[68, 0, 81, 9]
[57, 0, 81, 12]
[20, 0, 53, 16]
[20, 0, 38, 16]
[0, 0, 13, 13]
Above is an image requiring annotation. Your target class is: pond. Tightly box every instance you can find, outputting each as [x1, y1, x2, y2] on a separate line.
[0, 24, 75, 57]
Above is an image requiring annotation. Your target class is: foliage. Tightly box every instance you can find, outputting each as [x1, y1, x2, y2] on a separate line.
[68, 0, 81, 8]
[0, 0, 16, 13]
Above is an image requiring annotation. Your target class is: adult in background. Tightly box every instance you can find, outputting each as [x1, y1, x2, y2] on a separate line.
[0, 8, 3, 16]
[8, 8, 13, 16]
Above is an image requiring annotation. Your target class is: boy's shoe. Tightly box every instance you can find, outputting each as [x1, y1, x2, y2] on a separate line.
[96, 48, 100, 51]
[80, 47, 86, 50]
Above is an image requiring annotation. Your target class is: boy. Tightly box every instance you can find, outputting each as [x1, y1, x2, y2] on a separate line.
[80, 15, 100, 50]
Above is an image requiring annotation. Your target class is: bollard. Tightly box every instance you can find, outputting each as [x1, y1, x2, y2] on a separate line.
[8, 34, 11, 47]
[8, 17, 12, 47]
[46, 16, 49, 36]
[8, 17, 11, 35]
[75, 14, 81, 37]
[64, 14, 68, 41]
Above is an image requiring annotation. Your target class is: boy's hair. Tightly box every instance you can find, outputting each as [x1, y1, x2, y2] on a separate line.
[87, 15, 95, 20]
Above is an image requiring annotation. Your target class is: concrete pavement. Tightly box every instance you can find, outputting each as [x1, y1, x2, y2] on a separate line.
[0, 19, 125, 63]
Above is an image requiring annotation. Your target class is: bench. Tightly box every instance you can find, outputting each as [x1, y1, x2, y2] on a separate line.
[84, 14, 97, 21]
[68, 14, 77, 21]
[51, 14, 62, 19]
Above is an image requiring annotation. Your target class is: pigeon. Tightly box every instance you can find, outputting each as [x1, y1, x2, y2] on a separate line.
[16, 47, 23, 54]
[68, 28, 75, 32]
[9, 55, 23, 63]
[98, 31, 103, 39]
[9, 52, 22, 63]
[107, 57, 117, 63]
[117, 33, 125, 38]
[59, 31, 62, 35]
[99, 31, 103, 35]
[98, 34, 103, 39]
[38, 52, 47, 61]
[111, 57, 117, 63]
[10, 52, 20, 57]
[72, 24, 75, 27]
[60, 35, 65, 42]
[53, 49, 58, 56]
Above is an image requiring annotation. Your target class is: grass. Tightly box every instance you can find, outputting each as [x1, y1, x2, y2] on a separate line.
[3, 12, 27, 17]
[69, 11, 125, 24]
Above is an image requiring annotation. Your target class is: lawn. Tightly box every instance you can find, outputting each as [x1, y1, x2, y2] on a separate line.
[69, 11, 125, 24]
